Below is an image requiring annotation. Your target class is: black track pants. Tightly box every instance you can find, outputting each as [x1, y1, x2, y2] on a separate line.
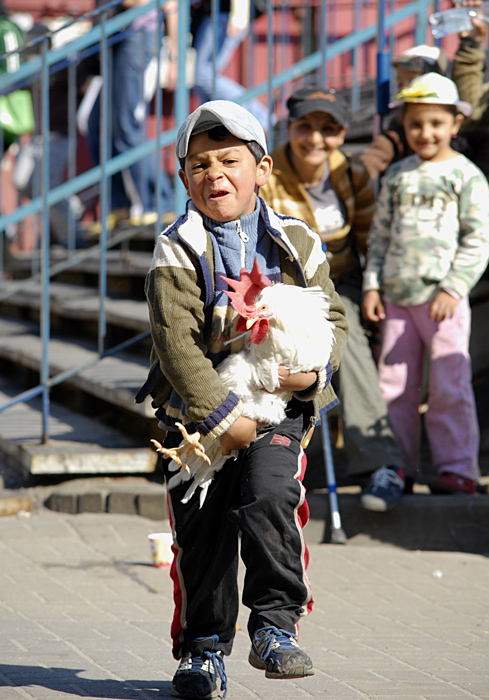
[162, 400, 313, 658]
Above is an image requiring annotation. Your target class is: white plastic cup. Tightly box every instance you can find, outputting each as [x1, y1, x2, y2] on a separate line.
[148, 532, 173, 568]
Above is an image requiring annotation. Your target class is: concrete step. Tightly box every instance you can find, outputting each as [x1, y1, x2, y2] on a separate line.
[0, 280, 150, 333]
[6, 247, 152, 295]
[0, 316, 153, 418]
[306, 489, 489, 553]
[15, 474, 489, 551]
[0, 376, 157, 476]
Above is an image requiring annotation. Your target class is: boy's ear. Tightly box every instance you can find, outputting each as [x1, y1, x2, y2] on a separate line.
[178, 168, 190, 195]
[256, 155, 273, 187]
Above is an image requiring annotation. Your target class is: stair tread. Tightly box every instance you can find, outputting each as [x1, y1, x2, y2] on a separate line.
[1, 280, 150, 331]
[9, 248, 153, 278]
[0, 376, 157, 475]
[0, 317, 153, 417]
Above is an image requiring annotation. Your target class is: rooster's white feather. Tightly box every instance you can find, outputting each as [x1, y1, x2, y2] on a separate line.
[162, 281, 335, 507]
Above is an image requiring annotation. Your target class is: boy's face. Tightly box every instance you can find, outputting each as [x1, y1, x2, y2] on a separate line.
[179, 132, 272, 222]
[401, 103, 464, 162]
[287, 111, 347, 168]
[395, 66, 422, 91]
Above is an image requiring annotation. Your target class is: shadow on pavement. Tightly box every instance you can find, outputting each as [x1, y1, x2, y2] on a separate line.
[0, 664, 172, 699]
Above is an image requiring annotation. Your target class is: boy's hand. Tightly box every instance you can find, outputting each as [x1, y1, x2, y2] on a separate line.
[362, 290, 386, 322]
[268, 368, 318, 394]
[219, 415, 257, 455]
[430, 290, 459, 322]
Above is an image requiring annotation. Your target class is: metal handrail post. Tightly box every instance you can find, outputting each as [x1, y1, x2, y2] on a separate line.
[211, 0, 219, 99]
[174, 0, 190, 215]
[267, 0, 274, 151]
[318, 0, 327, 89]
[375, 0, 391, 138]
[98, 11, 109, 356]
[40, 37, 51, 443]
[67, 58, 77, 252]
[351, 0, 361, 113]
[416, 0, 429, 46]
[154, 0, 163, 237]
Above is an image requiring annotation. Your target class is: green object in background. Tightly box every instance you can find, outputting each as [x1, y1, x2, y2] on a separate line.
[0, 89, 34, 135]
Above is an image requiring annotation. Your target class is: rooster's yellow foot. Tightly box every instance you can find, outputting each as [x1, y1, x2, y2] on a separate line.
[150, 422, 211, 470]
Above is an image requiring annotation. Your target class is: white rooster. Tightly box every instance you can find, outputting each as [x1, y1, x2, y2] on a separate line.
[152, 258, 335, 506]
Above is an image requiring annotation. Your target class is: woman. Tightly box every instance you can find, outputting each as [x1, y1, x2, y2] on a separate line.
[260, 86, 406, 512]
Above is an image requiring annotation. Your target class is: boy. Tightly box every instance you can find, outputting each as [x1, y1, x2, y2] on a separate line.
[137, 100, 348, 699]
[361, 44, 449, 179]
[362, 73, 489, 495]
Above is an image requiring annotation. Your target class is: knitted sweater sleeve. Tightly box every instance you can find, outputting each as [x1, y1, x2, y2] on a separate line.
[145, 233, 243, 439]
[451, 39, 489, 125]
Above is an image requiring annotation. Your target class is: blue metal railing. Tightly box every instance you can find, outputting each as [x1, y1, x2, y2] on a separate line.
[0, 0, 435, 443]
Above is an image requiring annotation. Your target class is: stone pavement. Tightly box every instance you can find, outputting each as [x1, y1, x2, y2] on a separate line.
[1, 508, 488, 699]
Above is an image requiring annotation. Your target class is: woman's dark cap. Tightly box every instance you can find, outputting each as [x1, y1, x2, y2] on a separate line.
[286, 87, 350, 126]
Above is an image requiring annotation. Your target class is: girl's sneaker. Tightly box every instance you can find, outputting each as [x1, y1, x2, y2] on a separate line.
[429, 473, 476, 494]
[249, 624, 314, 679]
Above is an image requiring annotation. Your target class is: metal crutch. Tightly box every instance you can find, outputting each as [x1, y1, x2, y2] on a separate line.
[320, 414, 347, 544]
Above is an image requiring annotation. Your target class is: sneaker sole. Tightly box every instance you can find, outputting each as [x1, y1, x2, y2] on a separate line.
[360, 494, 389, 511]
[248, 649, 314, 679]
[171, 686, 218, 699]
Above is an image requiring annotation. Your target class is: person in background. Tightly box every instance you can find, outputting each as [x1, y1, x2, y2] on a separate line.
[362, 73, 489, 495]
[360, 44, 449, 180]
[260, 86, 406, 511]
[12, 19, 93, 248]
[191, 0, 269, 130]
[87, 0, 176, 228]
[0, 0, 25, 154]
[451, 0, 489, 180]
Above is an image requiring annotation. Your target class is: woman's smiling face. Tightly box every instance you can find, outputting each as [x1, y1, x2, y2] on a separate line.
[287, 111, 347, 169]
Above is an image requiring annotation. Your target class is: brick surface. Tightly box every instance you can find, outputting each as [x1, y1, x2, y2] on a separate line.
[0, 509, 488, 699]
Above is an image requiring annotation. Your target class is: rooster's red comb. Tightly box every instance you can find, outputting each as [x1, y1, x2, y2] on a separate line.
[220, 258, 272, 317]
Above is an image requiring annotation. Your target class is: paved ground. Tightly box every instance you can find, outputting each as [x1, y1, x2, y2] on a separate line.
[1, 508, 488, 700]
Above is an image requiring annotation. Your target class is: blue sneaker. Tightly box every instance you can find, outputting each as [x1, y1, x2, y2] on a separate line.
[171, 635, 227, 699]
[249, 624, 314, 679]
[361, 466, 405, 511]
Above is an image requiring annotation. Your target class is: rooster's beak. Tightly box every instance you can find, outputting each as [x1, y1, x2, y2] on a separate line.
[245, 317, 258, 330]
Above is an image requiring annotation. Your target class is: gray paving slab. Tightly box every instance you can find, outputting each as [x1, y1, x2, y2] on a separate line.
[0, 509, 488, 699]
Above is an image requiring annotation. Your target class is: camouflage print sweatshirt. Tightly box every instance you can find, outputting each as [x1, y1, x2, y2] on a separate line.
[363, 153, 489, 305]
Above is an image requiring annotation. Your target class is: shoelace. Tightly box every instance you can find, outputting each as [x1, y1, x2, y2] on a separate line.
[255, 625, 298, 660]
[189, 636, 227, 699]
[371, 467, 404, 490]
[200, 650, 227, 698]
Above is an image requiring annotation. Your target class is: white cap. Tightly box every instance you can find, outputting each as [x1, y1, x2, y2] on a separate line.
[176, 100, 268, 159]
[392, 72, 472, 117]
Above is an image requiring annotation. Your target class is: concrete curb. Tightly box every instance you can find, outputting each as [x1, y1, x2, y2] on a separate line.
[44, 486, 169, 520]
[32, 479, 489, 552]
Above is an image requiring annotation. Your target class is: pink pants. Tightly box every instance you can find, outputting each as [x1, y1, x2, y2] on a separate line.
[378, 298, 479, 480]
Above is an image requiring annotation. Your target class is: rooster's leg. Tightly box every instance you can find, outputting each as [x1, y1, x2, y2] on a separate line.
[151, 422, 211, 471]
